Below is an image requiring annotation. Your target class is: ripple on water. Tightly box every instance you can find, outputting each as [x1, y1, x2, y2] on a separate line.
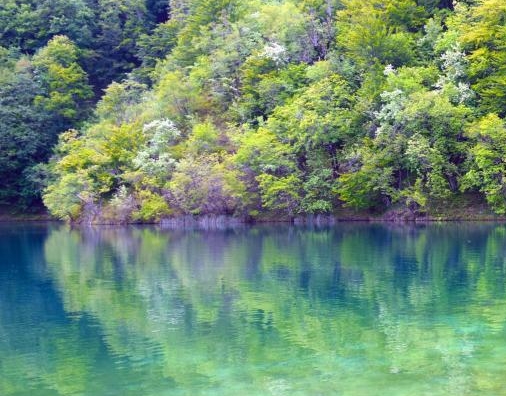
[2, 223, 506, 395]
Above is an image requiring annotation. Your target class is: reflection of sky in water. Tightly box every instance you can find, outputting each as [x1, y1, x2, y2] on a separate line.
[1, 223, 506, 395]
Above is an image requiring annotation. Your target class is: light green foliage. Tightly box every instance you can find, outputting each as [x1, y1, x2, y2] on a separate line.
[336, 0, 426, 67]
[43, 171, 94, 221]
[458, 0, 506, 115]
[462, 114, 506, 213]
[132, 190, 172, 221]
[266, 75, 355, 149]
[234, 127, 297, 176]
[170, 0, 249, 67]
[237, 61, 308, 124]
[43, 130, 100, 220]
[234, 127, 300, 214]
[337, 144, 395, 209]
[252, 2, 313, 62]
[337, 63, 471, 210]
[153, 69, 207, 128]
[301, 150, 336, 214]
[43, 118, 144, 221]
[255, 75, 357, 213]
[256, 173, 302, 215]
[404, 133, 450, 200]
[96, 80, 148, 124]
[186, 121, 222, 155]
[32, 35, 92, 120]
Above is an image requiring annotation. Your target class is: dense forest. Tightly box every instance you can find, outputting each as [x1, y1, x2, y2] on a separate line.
[1, 0, 506, 222]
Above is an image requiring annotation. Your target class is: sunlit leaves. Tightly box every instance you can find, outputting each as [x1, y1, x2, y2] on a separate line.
[462, 114, 506, 213]
[336, 0, 426, 67]
[458, 0, 506, 115]
[32, 35, 92, 120]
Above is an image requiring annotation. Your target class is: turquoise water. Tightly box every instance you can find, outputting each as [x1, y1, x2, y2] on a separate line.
[1, 223, 506, 395]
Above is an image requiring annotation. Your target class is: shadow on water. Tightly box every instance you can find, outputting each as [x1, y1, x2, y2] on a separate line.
[2, 222, 506, 395]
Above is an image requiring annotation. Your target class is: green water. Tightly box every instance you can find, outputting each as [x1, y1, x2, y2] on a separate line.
[1, 223, 506, 395]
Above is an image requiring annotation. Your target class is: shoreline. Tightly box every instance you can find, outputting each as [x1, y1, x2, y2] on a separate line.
[4, 194, 504, 225]
[2, 211, 506, 225]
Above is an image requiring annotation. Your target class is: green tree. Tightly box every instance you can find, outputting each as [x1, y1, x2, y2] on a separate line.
[169, 153, 246, 215]
[337, 64, 471, 211]
[461, 114, 506, 214]
[458, 0, 506, 116]
[0, 0, 94, 53]
[0, 57, 55, 206]
[32, 35, 93, 121]
[335, 0, 426, 68]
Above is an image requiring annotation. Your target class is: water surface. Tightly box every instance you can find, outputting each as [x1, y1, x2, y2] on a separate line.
[1, 223, 506, 395]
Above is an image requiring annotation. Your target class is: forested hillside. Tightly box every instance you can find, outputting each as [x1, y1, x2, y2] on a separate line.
[1, 0, 506, 222]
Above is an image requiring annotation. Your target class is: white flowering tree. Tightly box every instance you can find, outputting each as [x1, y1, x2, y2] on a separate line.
[132, 119, 181, 183]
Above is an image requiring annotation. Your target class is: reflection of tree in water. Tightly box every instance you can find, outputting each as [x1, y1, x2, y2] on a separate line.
[0, 224, 99, 395]
[3, 223, 506, 394]
[45, 224, 506, 394]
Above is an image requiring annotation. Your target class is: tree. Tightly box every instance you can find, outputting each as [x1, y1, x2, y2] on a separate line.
[458, 0, 506, 116]
[336, 64, 472, 211]
[335, 0, 426, 68]
[32, 35, 93, 122]
[461, 114, 506, 214]
[0, 40, 93, 207]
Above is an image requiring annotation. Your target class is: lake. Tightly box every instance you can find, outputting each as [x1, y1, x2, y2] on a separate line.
[1, 222, 506, 395]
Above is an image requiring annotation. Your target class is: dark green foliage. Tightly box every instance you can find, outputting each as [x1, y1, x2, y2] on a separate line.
[0, 37, 93, 207]
[0, 0, 169, 91]
[0, 62, 50, 205]
[0, 0, 94, 52]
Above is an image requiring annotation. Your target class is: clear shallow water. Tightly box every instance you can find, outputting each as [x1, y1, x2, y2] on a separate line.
[1, 223, 506, 395]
